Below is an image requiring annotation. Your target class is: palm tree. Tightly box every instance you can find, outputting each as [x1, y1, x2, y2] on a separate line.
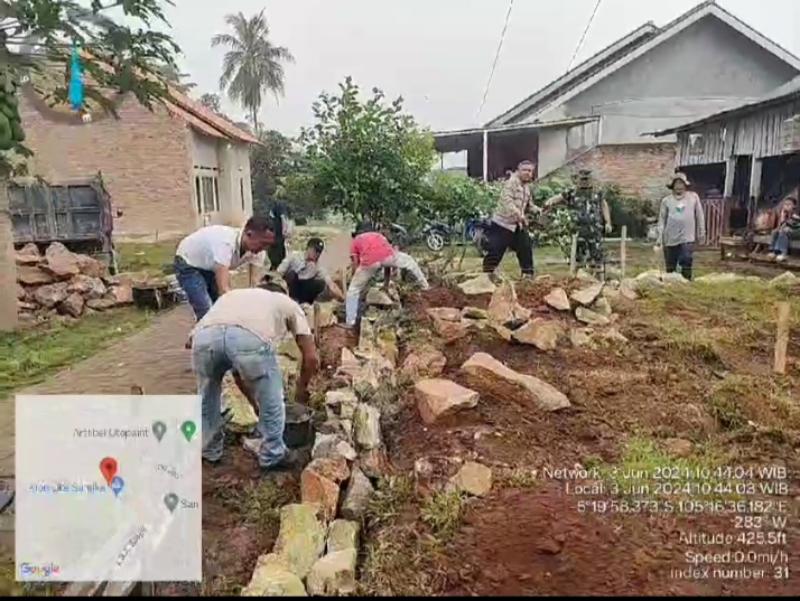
[212, 10, 293, 133]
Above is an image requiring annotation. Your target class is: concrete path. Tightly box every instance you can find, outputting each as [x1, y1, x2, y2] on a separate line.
[0, 306, 197, 476]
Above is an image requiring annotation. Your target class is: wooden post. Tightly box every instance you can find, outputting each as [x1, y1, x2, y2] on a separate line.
[774, 302, 791, 375]
[620, 225, 627, 278]
[248, 263, 254, 287]
[749, 158, 763, 202]
[482, 129, 489, 182]
[569, 234, 578, 276]
[723, 157, 736, 199]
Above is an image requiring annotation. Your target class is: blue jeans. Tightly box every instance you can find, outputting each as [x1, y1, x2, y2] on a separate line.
[174, 256, 219, 320]
[771, 230, 790, 256]
[664, 243, 694, 280]
[192, 325, 287, 468]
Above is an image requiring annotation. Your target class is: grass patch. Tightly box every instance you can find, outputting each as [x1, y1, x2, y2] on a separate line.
[0, 308, 152, 397]
[116, 240, 177, 276]
[498, 466, 540, 489]
[420, 490, 467, 541]
[708, 375, 800, 433]
[366, 475, 415, 530]
[214, 479, 295, 534]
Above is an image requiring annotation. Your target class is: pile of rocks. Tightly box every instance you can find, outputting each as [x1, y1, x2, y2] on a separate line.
[15, 242, 132, 323]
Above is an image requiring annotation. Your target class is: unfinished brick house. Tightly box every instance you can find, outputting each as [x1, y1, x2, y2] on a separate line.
[434, 1, 800, 203]
[19, 85, 259, 239]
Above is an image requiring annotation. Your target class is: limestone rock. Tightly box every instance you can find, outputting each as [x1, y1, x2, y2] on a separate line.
[664, 438, 693, 458]
[33, 282, 69, 308]
[633, 271, 663, 289]
[458, 273, 497, 296]
[273, 504, 326, 579]
[16, 284, 26, 300]
[570, 282, 604, 306]
[545, 287, 571, 311]
[461, 306, 489, 320]
[488, 280, 531, 328]
[241, 553, 307, 597]
[109, 283, 134, 305]
[695, 272, 742, 284]
[301, 458, 350, 520]
[306, 549, 357, 596]
[461, 352, 570, 412]
[17, 265, 55, 286]
[376, 328, 399, 367]
[325, 389, 358, 421]
[327, 519, 360, 553]
[68, 274, 107, 299]
[340, 467, 374, 521]
[597, 327, 628, 344]
[76, 254, 108, 279]
[575, 307, 610, 326]
[426, 307, 462, 322]
[86, 298, 117, 311]
[357, 447, 391, 479]
[661, 272, 688, 285]
[570, 328, 595, 348]
[449, 461, 493, 497]
[619, 280, 638, 300]
[43, 242, 80, 278]
[366, 288, 395, 307]
[575, 268, 599, 283]
[17, 301, 37, 312]
[769, 271, 799, 288]
[401, 345, 446, 380]
[431, 315, 470, 343]
[15, 242, 41, 264]
[353, 404, 382, 450]
[415, 379, 479, 424]
[59, 292, 85, 318]
[492, 323, 513, 342]
[592, 297, 612, 317]
[221, 374, 258, 433]
[312, 434, 357, 462]
[512, 318, 563, 351]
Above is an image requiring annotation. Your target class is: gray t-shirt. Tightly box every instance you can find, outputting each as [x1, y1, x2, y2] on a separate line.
[658, 192, 706, 247]
[277, 252, 333, 286]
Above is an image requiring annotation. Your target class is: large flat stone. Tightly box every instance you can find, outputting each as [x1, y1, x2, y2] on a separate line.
[449, 461, 493, 497]
[512, 318, 563, 351]
[306, 549, 357, 596]
[401, 345, 446, 380]
[575, 307, 610, 326]
[353, 404, 382, 450]
[544, 287, 571, 311]
[570, 283, 604, 306]
[415, 379, 479, 424]
[241, 553, 307, 597]
[340, 467, 374, 521]
[460, 352, 570, 412]
[327, 519, 360, 554]
[273, 504, 326, 579]
[458, 273, 497, 296]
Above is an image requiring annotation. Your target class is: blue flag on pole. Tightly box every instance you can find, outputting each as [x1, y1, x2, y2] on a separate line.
[68, 43, 84, 111]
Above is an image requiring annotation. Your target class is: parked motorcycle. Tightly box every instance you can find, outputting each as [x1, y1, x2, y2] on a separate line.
[421, 221, 451, 252]
[464, 217, 492, 256]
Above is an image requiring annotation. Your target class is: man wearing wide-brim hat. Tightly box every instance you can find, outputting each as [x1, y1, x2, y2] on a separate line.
[655, 173, 705, 280]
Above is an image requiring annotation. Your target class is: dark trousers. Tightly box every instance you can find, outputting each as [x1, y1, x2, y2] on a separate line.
[482, 222, 534, 276]
[664, 243, 694, 280]
[174, 256, 219, 320]
[285, 272, 326, 304]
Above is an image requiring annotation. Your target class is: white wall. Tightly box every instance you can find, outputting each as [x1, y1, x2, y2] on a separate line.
[191, 131, 219, 169]
[537, 128, 568, 176]
[218, 142, 253, 226]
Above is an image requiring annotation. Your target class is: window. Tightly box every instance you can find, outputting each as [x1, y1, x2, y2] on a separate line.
[194, 177, 202, 214]
[200, 176, 217, 213]
[213, 178, 220, 212]
[688, 133, 705, 156]
[240, 179, 245, 211]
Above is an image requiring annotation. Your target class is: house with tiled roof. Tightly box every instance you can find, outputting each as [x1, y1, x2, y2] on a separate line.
[19, 79, 259, 239]
[434, 1, 800, 202]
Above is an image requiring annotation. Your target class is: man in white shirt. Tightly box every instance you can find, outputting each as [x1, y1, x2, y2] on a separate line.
[174, 216, 275, 320]
[277, 237, 345, 304]
[189, 281, 319, 471]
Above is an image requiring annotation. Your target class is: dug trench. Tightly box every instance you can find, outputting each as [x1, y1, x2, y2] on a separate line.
[356, 277, 800, 597]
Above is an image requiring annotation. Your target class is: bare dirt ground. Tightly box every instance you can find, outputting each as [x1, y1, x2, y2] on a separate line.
[357, 280, 800, 596]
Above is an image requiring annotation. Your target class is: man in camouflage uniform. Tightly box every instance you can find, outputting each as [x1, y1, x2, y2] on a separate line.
[545, 170, 612, 274]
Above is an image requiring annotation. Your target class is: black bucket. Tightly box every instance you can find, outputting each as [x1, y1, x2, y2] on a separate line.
[283, 403, 313, 449]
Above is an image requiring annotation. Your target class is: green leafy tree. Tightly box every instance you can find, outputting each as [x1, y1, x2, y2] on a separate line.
[212, 10, 293, 133]
[421, 171, 497, 227]
[198, 92, 221, 113]
[0, 0, 180, 176]
[301, 77, 436, 226]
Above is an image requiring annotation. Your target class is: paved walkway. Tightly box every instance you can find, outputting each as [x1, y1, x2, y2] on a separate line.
[0, 306, 197, 476]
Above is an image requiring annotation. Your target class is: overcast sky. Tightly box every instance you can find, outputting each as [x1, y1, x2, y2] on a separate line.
[163, 0, 800, 136]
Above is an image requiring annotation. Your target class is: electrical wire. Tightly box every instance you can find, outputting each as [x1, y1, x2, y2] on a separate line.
[475, 0, 514, 124]
[567, 0, 603, 72]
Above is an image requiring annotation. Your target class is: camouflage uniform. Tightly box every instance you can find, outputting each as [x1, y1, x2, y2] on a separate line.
[553, 170, 609, 275]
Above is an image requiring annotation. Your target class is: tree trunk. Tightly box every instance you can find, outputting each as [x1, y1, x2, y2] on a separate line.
[0, 178, 18, 331]
[251, 107, 259, 136]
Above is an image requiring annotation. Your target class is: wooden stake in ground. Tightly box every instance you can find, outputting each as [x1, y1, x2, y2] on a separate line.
[313, 302, 321, 346]
[620, 225, 627, 278]
[569, 234, 578, 276]
[774, 302, 791, 375]
[248, 263, 255, 288]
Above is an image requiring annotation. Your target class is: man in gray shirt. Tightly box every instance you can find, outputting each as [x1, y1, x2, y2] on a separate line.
[277, 238, 345, 304]
[656, 173, 706, 280]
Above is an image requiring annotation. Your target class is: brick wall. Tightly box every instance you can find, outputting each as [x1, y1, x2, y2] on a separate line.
[555, 143, 677, 204]
[19, 89, 197, 238]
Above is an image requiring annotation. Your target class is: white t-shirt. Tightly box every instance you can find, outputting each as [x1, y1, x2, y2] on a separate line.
[277, 251, 334, 286]
[192, 289, 311, 345]
[176, 225, 265, 271]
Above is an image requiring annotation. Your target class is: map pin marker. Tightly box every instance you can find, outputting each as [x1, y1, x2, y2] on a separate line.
[99, 457, 118, 486]
[164, 493, 179, 513]
[180, 420, 196, 442]
[111, 476, 124, 497]
[152, 421, 167, 442]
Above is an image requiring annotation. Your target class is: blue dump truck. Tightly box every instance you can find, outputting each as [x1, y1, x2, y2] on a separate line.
[9, 174, 119, 273]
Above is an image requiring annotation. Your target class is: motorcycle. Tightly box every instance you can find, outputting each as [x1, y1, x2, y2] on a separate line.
[421, 221, 451, 252]
[464, 217, 492, 256]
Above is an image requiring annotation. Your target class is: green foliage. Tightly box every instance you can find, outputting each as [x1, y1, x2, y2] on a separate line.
[420, 490, 467, 541]
[198, 92, 222, 113]
[300, 77, 436, 225]
[420, 171, 498, 226]
[250, 128, 293, 211]
[212, 10, 294, 132]
[1, 0, 180, 175]
[604, 185, 656, 238]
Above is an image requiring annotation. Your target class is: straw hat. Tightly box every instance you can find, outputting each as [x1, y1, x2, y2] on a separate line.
[667, 172, 691, 189]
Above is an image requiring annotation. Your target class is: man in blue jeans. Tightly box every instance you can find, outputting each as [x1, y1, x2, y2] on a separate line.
[187, 281, 319, 471]
[174, 216, 276, 321]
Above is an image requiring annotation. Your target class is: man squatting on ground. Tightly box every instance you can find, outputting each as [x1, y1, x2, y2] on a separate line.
[173, 217, 276, 320]
[188, 281, 319, 471]
[483, 160, 538, 277]
[655, 173, 705, 280]
[767, 196, 799, 262]
[345, 229, 429, 326]
[276, 237, 345, 304]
